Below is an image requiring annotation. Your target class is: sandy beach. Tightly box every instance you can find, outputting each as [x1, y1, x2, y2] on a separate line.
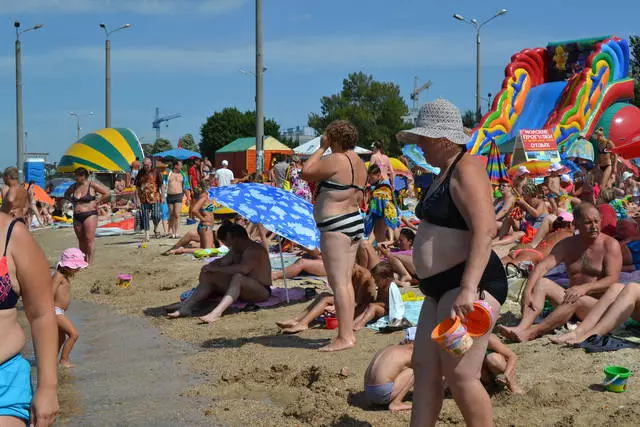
[33, 225, 640, 426]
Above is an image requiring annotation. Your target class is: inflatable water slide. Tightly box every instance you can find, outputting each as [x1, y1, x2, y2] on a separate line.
[467, 36, 634, 155]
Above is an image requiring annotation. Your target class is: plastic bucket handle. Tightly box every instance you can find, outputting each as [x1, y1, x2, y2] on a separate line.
[602, 375, 620, 387]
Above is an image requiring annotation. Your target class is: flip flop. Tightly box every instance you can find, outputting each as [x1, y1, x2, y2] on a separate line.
[242, 303, 261, 312]
[578, 334, 637, 353]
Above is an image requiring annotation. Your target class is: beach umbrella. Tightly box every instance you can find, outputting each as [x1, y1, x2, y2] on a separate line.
[565, 138, 595, 162]
[208, 183, 320, 302]
[401, 144, 441, 175]
[25, 183, 54, 205]
[486, 140, 510, 185]
[153, 148, 201, 161]
[49, 181, 74, 198]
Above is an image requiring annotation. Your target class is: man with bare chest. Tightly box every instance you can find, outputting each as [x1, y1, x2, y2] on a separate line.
[1, 167, 28, 220]
[167, 221, 272, 322]
[499, 203, 622, 342]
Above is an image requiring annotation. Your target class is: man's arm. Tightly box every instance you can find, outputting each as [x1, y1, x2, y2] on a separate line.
[495, 194, 514, 221]
[202, 251, 233, 271]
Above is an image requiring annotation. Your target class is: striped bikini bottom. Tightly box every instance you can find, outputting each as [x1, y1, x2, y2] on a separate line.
[316, 211, 365, 241]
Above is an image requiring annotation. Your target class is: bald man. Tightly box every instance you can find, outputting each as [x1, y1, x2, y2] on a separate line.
[499, 203, 623, 342]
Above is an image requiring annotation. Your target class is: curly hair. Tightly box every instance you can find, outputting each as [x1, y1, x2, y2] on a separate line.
[325, 120, 358, 150]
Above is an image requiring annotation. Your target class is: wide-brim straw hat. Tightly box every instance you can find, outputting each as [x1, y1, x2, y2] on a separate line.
[397, 99, 469, 146]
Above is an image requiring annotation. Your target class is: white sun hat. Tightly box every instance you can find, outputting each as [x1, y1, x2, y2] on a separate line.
[548, 162, 564, 173]
[397, 99, 469, 146]
[517, 165, 530, 177]
[561, 174, 573, 183]
[622, 171, 634, 182]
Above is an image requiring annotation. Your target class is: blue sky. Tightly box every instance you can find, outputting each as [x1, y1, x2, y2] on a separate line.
[0, 0, 637, 168]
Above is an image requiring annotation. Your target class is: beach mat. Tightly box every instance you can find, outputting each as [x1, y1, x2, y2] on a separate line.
[180, 286, 306, 309]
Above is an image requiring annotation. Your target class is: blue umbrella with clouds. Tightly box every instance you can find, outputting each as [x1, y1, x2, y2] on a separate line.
[208, 183, 320, 301]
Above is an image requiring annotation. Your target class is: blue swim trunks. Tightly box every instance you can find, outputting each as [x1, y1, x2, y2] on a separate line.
[0, 354, 33, 422]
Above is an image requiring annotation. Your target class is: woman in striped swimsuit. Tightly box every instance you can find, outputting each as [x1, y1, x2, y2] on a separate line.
[302, 120, 367, 352]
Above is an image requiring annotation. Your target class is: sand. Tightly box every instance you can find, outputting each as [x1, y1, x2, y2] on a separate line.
[33, 226, 640, 426]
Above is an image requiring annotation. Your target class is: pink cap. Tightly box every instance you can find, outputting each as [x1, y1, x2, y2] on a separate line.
[58, 248, 88, 270]
[558, 211, 574, 223]
[517, 166, 530, 176]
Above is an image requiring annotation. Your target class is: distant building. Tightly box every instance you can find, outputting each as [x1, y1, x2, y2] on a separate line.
[281, 126, 317, 145]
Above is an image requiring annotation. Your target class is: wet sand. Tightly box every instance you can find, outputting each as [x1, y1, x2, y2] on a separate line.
[32, 226, 640, 426]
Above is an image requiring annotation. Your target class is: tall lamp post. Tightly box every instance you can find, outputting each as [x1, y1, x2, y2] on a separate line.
[70, 112, 95, 141]
[15, 21, 43, 183]
[255, 0, 264, 174]
[453, 9, 508, 124]
[99, 23, 131, 129]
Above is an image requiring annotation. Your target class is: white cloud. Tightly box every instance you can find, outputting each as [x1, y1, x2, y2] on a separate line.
[0, 0, 247, 15]
[0, 32, 549, 77]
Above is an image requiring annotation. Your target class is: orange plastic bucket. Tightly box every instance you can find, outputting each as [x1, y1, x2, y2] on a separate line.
[464, 301, 494, 337]
[431, 317, 473, 356]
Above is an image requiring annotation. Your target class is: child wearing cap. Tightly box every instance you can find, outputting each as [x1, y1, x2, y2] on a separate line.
[364, 336, 414, 411]
[52, 248, 88, 368]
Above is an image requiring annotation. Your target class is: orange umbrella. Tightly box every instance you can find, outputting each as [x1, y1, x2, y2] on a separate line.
[25, 183, 54, 205]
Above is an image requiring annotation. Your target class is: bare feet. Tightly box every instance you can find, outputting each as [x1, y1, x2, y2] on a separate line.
[199, 312, 221, 324]
[276, 319, 299, 329]
[353, 324, 364, 332]
[549, 331, 577, 345]
[389, 402, 412, 412]
[318, 337, 355, 352]
[498, 325, 533, 343]
[167, 307, 192, 319]
[60, 360, 76, 368]
[281, 323, 309, 334]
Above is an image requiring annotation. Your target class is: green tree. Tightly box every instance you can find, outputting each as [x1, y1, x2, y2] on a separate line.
[180, 133, 200, 152]
[308, 72, 409, 156]
[461, 109, 476, 129]
[151, 138, 173, 154]
[630, 35, 640, 108]
[141, 143, 154, 156]
[199, 107, 280, 159]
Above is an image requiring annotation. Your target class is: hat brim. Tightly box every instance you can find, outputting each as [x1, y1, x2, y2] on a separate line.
[397, 127, 469, 146]
[58, 260, 89, 269]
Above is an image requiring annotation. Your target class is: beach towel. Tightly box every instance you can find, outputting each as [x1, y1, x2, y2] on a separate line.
[179, 286, 306, 309]
[367, 300, 423, 332]
[388, 282, 405, 322]
[545, 264, 640, 287]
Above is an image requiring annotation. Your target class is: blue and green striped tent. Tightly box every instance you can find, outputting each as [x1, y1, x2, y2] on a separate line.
[57, 128, 144, 173]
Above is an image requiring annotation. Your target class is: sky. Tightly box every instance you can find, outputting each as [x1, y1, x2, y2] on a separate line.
[0, 0, 638, 168]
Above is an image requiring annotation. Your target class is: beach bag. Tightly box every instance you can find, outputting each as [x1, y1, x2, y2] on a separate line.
[282, 167, 292, 192]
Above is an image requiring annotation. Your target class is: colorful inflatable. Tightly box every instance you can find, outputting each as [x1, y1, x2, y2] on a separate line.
[467, 36, 634, 157]
[57, 128, 144, 173]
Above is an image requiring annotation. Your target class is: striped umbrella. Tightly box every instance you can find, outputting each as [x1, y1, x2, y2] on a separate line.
[486, 140, 509, 184]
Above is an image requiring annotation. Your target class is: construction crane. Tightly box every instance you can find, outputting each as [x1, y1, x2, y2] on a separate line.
[152, 107, 181, 140]
[410, 77, 433, 111]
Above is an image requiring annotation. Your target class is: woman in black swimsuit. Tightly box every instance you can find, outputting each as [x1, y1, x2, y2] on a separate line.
[397, 100, 507, 426]
[302, 120, 367, 352]
[64, 168, 110, 264]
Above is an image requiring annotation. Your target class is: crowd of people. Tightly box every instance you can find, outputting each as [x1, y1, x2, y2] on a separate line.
[3, 97, 640, 426]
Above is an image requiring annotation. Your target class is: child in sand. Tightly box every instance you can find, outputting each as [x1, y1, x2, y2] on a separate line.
[482, 334, 524, 395]
[364, 333, 414, 411]
[276, 264, 376, 334]
[52, 248, 88, 368]
[353, 262, 394, 331]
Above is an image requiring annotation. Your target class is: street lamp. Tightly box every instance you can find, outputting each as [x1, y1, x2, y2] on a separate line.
[99, 23, 131, 128]
[70, 112, 95, 141]
[15, 21, 43, 183]
[255, 0, 264, 174]
[453, 9, 508, 123]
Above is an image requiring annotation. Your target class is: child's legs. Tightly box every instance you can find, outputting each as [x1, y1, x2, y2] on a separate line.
[296, 295, 335, 326]
[389, 367, 414, 411]
[57, 315, 80, 362]
[484, 353, 507, 377]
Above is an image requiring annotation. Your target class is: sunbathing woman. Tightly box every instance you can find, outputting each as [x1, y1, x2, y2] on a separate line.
[272, 248, 327, 280]
[501, 213, 574, 266]
[494, 183, 547, 246]
[163, 183, 217, 255]
[595, 128, 617, 188]
[276, 263, 376, 334]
